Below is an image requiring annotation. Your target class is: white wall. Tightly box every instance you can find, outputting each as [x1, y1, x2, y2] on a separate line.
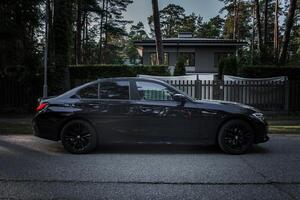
[142, 46, 236, 73]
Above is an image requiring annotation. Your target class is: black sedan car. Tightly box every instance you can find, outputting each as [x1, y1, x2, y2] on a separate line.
[33, 77, 269, 154]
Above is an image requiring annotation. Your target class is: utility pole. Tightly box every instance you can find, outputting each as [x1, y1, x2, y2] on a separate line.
[43, 0, 49, 98]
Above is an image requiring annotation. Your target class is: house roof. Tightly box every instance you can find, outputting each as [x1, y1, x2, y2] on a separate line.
[134, 38, 247, 47]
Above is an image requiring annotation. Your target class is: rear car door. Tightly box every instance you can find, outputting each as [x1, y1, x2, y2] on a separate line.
[97, 80, 140, 142]
[74, 83, 101, 122]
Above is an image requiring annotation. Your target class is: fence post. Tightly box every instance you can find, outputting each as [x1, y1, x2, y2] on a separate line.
[219, 80, 224, 100]
[284, 80, 290, 112]
[195, 75, 199, 99]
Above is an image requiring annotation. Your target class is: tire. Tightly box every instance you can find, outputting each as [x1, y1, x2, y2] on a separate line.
[218, 119, 254, 155]
[61, 120, 97, 154]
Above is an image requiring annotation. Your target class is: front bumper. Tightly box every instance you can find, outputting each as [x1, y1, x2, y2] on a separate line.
[255, 135, 269, 143]
[252, 119, 269, 144]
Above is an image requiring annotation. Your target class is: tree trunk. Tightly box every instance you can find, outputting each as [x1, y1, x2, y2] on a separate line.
[52, 0, 72, 94]
[233, 0, 237, 39]
[251, 4, 255, 64]
[103, 0, 109, 64]
[254, 0, 263, 60]
[47, 0, 55, 66]
[263, 0, 269, 44]
[236, 0, 241, 39]
[279, 0, 297, 65]
[151, 0, 164, 65]
[274, 0, 279, 64]
[81, 10, 86, 63]
[99, 0, 105, 64]
[75, 0, 82, 65]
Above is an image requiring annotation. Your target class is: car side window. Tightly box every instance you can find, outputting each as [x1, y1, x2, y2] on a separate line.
[78, 84, 99, 99]
[136, 81, 175, 101]
[100, 81, 130, 100]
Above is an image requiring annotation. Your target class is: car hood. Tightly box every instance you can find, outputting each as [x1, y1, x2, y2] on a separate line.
[195, 99, 260, 114]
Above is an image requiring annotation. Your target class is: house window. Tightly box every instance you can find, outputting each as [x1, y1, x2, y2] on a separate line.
[150, 52, 169, 65]
[179, 52, 195, 66]
[214, 52, 234, 68]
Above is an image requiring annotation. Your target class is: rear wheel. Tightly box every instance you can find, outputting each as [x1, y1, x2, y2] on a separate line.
[61, 120, 97, 154]
[218, 120, 254, 154]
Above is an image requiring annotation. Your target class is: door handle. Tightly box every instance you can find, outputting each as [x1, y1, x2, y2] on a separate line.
[88, 104, 99, 109]
[139, 106, 152, 113]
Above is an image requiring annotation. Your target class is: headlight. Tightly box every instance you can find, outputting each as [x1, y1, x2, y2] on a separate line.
[252, 112, 265, 122]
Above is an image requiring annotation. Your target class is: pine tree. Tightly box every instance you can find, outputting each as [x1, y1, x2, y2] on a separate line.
[279, 0, 298, 64]
[51, 0, 73, 94]
[151, 0, 164, 65]
[126, 22, 149, 64]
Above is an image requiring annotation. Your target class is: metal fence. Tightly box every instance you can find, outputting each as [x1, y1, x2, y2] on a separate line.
[166, 80, 300, 111]
[0, 79, 40, 112]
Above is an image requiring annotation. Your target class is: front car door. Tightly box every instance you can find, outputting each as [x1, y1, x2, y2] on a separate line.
[132, 80, 202, 143]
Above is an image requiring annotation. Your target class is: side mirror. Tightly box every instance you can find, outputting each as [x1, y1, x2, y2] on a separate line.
[173, 94, 186, 105]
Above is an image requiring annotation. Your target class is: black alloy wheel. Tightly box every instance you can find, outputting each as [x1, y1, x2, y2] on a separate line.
[61, 120, 97, 154]
[218, 120, 254, 154]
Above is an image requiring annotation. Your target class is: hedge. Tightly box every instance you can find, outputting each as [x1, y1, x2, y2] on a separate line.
[69, 65, 170, 80]
[219, 57, 238, 79]
[238, 65, 300, 80]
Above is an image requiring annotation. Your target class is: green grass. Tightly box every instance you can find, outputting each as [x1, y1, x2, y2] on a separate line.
[269, 125, 300, 134]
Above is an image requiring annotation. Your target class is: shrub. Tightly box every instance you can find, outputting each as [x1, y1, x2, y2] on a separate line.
[174, 57, 186, 76]
[238, 65, 300, 80]
[218, 57, 238, 79]
[69, 64, 170, 86]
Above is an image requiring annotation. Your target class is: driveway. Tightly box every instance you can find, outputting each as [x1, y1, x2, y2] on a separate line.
[0, 134, 299, 200]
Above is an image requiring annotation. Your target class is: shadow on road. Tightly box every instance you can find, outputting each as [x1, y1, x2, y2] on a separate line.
[89, 144, 271, 155]
[0, 135, 271, 155]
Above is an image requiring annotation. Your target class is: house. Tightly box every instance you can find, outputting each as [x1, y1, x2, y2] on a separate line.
[134, 32, 247, 73]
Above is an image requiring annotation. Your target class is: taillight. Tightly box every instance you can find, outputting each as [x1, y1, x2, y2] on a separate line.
[36, 102, 48, 112]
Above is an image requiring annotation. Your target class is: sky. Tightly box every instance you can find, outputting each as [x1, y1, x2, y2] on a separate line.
[123, 0, 224, 33]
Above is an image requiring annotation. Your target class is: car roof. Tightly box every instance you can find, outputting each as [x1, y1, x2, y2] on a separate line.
[96, 77, 167, 84]
[59, 77, 170, 98]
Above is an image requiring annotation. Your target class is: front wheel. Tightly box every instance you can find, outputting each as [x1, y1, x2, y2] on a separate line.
[61, 120, 97, 154]
[218, 120, 254, 154]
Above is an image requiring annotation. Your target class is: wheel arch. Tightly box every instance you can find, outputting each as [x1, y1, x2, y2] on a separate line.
[57, 116, 98, 140]
[215, 115, 255, 144]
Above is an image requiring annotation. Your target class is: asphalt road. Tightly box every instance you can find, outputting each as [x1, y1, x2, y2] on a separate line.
[0, 134, 299, 200]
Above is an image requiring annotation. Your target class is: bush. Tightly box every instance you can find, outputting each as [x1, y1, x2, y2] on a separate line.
[238, 65, 300, 80]
[69, 64, 170, 85]
[174, 57, 186, 76]
[218, 57, 238, 79]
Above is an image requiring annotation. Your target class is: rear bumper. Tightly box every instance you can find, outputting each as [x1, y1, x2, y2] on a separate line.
[32, 113, 61, 141]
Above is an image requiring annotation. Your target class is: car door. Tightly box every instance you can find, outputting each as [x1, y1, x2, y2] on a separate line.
[132, 80, 202, 143]
[97, 80, 140, 142]
[74, 83, 101, 124]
